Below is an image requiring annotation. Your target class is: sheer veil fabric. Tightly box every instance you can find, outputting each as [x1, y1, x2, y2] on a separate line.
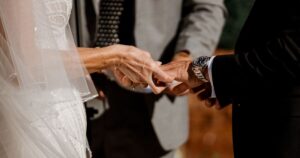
[0, 0, 97, 157]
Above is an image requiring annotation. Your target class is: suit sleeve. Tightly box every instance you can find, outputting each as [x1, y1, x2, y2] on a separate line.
[212, 29, 300, 106]
[175, 0, 227, 57]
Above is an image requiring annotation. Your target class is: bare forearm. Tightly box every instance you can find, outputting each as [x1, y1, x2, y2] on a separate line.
[78, 47, 119, 73]
[77, 45, 173, 94]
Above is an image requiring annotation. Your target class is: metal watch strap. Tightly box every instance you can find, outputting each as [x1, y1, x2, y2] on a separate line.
[191, 56, 211, 82]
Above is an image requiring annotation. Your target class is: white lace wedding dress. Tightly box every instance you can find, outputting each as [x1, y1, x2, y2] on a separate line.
[0, 0, 96, 157]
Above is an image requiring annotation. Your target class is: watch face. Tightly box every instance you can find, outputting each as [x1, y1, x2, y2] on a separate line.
[193, 56, 211, 67]
[192, 56, 210, 82]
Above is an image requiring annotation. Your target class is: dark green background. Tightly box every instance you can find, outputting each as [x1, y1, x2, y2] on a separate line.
[218, 0, 254, 49]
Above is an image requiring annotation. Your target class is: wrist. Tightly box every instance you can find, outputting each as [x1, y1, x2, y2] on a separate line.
[191, 56, 211, 83]
[187, 62, 204, 88]
[94, 47, 122, 67]
[204, 68, 210, 82]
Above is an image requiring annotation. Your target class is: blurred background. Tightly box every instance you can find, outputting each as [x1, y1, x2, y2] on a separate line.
[178, 1, 254, 158]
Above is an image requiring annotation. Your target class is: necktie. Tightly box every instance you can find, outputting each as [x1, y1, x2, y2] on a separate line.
[95, 0, 124, 47]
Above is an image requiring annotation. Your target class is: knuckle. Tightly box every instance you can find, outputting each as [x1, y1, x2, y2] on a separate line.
[112, 44, 121, 49]
[127, 46, 136, 52]
[144, 51, 151, 57]
[149, 62, 157, 70]
[115, 44, 123, 48]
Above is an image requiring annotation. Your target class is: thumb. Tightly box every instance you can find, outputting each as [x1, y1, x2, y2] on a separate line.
[152, 66, 174, 83]
[156, 61, 162, 66]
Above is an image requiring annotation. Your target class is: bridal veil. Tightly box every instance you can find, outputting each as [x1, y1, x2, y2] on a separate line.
[0, 0, 97, 157]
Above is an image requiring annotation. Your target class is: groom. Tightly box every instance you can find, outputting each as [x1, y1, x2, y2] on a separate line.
[161, 0, 300, 158]
[70, 0, 226, 157]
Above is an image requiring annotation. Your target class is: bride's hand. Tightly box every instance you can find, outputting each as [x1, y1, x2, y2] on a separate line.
[79, 45, 173, 94]
[107, 45, 173, 94]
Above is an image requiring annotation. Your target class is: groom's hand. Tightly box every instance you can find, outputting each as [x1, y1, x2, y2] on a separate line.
[160, 53, 204, 89]
[160, 54, 214, 100]
[162, 52, 192, 96]
[160, 60, 222, 108]
[160, 53, 226, 109]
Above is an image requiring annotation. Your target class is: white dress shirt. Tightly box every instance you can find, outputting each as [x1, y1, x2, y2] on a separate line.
[207, 56, 216, 98]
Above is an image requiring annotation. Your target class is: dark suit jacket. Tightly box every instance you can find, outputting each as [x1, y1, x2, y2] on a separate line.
[212, 0, 300, 157]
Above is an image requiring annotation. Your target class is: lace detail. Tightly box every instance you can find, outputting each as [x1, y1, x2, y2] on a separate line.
[30, 89, 88, 158]
[0, 0, 93, 157]
[32, 1, 89, 157]
[43, 0, 73, 49]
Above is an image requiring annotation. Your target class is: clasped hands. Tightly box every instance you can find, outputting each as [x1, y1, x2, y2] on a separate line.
[97, 45, 218, 108]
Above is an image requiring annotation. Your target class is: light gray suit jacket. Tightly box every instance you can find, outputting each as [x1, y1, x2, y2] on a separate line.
[70, 0, 226, 151]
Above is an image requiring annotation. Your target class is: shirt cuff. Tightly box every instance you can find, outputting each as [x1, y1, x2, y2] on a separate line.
[207, 56, 216, 98]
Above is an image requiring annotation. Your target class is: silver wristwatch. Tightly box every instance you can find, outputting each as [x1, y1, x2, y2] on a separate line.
[191, 56, 211, 83]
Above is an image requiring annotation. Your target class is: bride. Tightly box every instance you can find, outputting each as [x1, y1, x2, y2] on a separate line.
[0, 0, 171, 157]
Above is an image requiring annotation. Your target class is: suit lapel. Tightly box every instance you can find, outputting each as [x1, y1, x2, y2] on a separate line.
[92, 0, 100, 15]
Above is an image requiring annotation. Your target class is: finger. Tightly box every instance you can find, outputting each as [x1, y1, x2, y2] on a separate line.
[97, 90, 106, 100]
[158, 61, 191, 84]
[132, 82, 148, 89]
[138, 49, 151, 58]
[159, 62, 176, 71]
[139, 83, 148, 88]
[113, 68, 124, 81]
[152, 65, 174, 83]
[118, 63, 165, 94]
[215, 104, 221, 110]
[152, 75, 168, 87]
[153, 62, 180, 84]
[141, 65, 167, 94]
[117, 57, 171, 92]
[191, 84, 208, 93]
[147, 76, 167, 94]
[163, 88, 174, 95]
[208, 98, 217, 105]
[204, 98, 216, 108]
[214, 100, 224, 110]
[118, 64, 144, 83]
[163, 86, 189, 96]
[197, 88, 211, 100]
[149, 84, 167, 94]
[158, 64, 177, 78]
[171, 83, 190, 95]
[204, 99, 214, 108]
[114, 69, 134, 87]
[142, 61, 174, 83]
[156, 61, 162, 66]
[177, 89, 190, 96]
[122, 76, 134, 87]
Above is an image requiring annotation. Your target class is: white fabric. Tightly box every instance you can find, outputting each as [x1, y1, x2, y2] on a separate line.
[0, 0, 97, 157]
[208, 56, 216, 98]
